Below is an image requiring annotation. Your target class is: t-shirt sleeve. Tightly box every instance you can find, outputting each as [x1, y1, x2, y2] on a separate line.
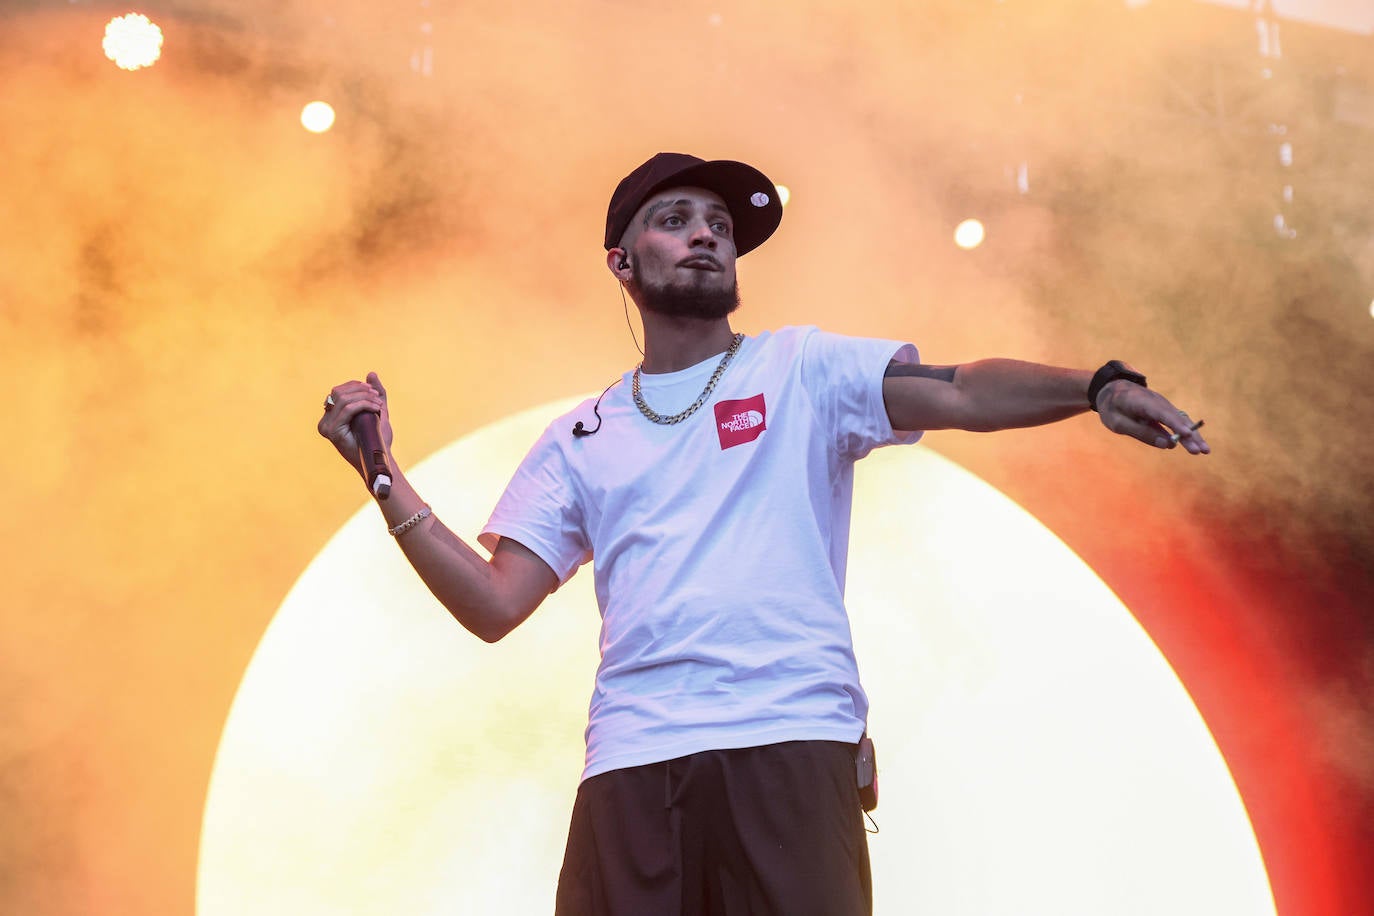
[799, 326, 924, 460]
[478, 423, 592, 585]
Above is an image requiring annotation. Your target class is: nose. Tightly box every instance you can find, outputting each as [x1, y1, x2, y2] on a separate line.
[688, 219, 717, 248]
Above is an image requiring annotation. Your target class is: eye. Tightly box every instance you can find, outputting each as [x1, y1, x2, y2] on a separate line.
[663, 214, 684, 227]
[712, 220, 732, 234]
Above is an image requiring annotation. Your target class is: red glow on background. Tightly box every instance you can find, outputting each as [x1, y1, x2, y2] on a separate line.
[1047, 476, 1369, 916]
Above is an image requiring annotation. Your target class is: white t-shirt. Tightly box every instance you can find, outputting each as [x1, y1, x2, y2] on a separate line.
[480, 326, 921, 780]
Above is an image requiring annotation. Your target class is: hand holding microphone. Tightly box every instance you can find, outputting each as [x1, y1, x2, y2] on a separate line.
[317, 372, 394, 499]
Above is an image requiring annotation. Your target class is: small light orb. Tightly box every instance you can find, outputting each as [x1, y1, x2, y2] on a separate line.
[954, 218, 986, 250]
[102, 14, 163, 71]
[1368, 298, 1374, 320]
[776, 184, 791, 208]
[301, 102, 336, 134]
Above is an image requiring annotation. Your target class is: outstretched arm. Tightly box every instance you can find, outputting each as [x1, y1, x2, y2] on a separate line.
[882, 359, 1210, 454]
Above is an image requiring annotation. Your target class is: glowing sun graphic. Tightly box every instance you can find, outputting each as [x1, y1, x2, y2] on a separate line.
[199, 398, 1274, 915]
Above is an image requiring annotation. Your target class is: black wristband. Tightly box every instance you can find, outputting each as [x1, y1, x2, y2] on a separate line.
[1088, 360, 1147, 412]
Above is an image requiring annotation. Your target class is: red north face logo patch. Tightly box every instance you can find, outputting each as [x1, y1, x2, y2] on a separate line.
[715, 393, 767, 450]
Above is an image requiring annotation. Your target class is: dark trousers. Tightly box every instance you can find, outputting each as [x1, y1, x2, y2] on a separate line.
[554, 740, 872, 916]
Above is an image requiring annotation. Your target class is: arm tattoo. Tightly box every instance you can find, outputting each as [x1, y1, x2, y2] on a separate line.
[884, 360, 956, 383]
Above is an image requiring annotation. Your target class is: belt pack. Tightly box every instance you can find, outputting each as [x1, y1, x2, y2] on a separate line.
[856, 735, 878, 812]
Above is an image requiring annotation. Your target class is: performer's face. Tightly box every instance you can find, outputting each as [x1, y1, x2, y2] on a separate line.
[623, 187, 740, 321]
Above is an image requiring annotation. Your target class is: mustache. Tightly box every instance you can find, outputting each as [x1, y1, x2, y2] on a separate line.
[678, 254, 723, 270]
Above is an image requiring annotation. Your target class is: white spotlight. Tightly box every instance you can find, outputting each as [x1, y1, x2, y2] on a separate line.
[776, 184, 791, 208]
[301, 102, 337, 134]
[954, 219, 986, 250]
[102, 14, 163, 71]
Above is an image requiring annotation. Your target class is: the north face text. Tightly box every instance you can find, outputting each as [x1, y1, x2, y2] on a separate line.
[715, 394, 767, 450]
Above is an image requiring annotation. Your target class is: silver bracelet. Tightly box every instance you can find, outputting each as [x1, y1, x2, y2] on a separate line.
[388, 504, 432, 537]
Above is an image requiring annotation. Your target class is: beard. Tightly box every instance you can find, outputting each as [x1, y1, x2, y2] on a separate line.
[630, 260, 741, 321]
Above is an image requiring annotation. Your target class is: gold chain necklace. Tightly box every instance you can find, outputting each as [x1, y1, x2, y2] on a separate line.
[632, 333, 745, 426]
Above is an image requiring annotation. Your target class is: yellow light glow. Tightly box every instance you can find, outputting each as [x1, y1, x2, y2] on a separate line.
[301, 102, 336, 134]
[201, 400, 1275, 915]
[954, 218, 985, 249]
[102, 14, 163, 71]
[776, 184, 791, 207]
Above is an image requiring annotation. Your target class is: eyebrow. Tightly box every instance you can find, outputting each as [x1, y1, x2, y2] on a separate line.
[642, 198, 733, 227]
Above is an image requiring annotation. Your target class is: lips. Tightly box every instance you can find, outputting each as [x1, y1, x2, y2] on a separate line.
[679, 255, 723, 271]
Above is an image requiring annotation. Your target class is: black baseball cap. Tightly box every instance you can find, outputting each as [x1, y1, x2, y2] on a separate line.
[604, 152, 783, 257]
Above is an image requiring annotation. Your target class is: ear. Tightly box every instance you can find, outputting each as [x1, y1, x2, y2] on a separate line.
[606, 247, 632, 283]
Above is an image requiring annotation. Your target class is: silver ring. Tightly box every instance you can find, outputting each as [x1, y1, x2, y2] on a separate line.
[324, 394, 336, 409]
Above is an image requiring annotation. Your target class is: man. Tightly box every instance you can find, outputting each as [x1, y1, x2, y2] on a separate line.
[319, 152, 1210, 915]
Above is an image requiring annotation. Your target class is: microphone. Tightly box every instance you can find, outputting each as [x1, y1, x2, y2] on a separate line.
[351, 412, 392, 499]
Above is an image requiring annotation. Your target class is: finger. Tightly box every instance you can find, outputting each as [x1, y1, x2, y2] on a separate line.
[1161, 413, 1210, 455]
[326, 388, 384, 416]
[324, 381, 363, 407]
[329, 398, 383, 434]
[1122, 393, 1213, 455]
[318, 398, 374, 436]
[1108, 414, 1177, 450]
[1177, 425, 1211, 455]
[323, 399, 384, 422]
[323, 385, 348, 413]
[367, 371, 387, 401]
[1114, 415, 1211, 454]
[324, 380, 387, 409]
[1156, 408, 1200, 442]
[332, 380, 381, 399]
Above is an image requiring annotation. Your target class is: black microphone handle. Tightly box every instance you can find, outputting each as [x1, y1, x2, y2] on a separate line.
[350, 411, 392, 500]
